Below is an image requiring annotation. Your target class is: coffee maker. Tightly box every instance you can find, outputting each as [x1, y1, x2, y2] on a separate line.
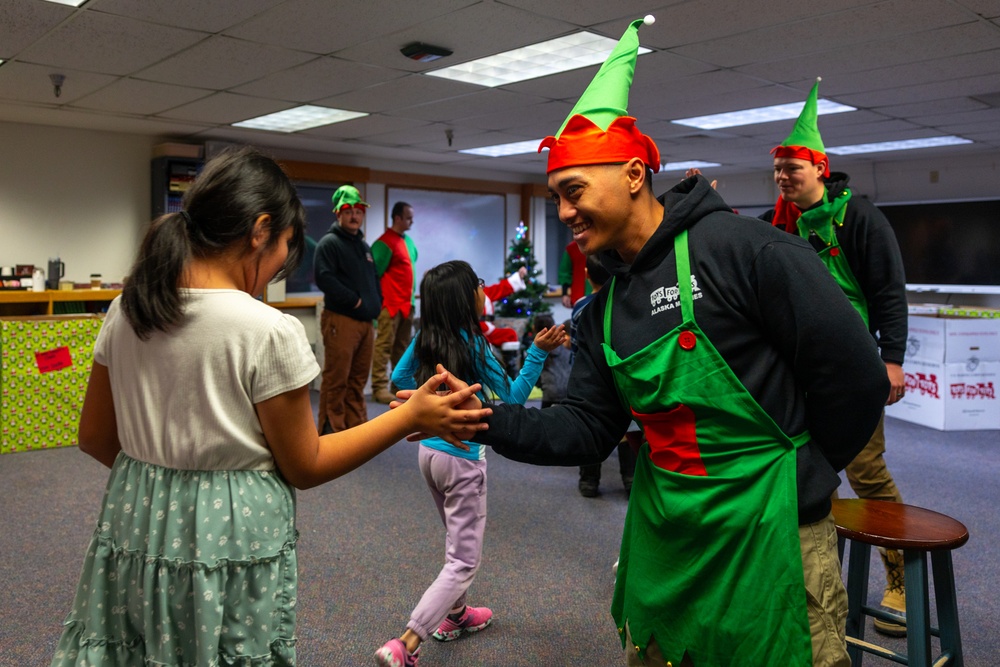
[46, 257, 64, 290]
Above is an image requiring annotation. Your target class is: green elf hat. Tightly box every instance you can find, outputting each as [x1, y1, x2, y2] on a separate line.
[331, 185, 369, 213]
[771, 77, 830, 177]
[538, 15, 660, 174]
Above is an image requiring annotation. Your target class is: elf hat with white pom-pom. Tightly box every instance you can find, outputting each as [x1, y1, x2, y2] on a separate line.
[538, 15, 659, 174]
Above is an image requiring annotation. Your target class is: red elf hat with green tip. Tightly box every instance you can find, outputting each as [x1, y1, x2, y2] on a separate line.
[538, 15, 660, 174]
[771, 77, 830, 177]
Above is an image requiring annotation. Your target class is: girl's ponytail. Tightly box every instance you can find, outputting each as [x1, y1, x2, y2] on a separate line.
[120, 211, 191, 340]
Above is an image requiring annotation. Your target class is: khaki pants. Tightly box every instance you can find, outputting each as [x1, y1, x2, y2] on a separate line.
[318, 310, 373, 433]
[842, 414, 903, 504]
[370, 307, 413, 394]
[624, 512, 849, 667]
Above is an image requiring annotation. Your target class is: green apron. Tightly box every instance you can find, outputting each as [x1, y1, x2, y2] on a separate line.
[607, 231, 813, 666]
[796, 187, 869, 326]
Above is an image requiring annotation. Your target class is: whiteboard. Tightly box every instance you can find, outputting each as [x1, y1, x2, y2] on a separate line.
[386, 188, 507, 312]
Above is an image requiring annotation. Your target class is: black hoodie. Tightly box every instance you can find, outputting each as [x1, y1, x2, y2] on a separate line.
[476, 175, 888, 524]
[760, 171, 908, 365]
[314, 223, 382, 321]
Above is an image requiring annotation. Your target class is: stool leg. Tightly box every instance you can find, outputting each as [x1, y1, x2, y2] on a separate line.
[931, 551, 963, 666]
[903, 549, 932, 667]
[845, 540, 871, 667]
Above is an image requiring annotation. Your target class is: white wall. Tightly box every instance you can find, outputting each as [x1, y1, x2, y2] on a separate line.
[0, 122, 154, 284]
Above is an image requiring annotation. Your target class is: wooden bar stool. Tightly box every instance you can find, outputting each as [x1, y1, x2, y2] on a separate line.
[831, 498, 969, 667]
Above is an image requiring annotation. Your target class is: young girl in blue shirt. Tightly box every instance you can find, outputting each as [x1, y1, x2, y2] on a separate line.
[376, 260, 565, 666]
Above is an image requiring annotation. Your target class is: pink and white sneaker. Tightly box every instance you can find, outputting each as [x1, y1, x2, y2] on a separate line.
[374, 638, 419, 667]
[431, 605, 493, 642]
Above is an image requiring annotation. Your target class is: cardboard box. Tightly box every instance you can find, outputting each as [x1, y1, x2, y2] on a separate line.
[937, 306, 1000, 319]
[891, 315, 1000, 431]
[887, 358, 999, 431]
[903, 315, 1000, 364]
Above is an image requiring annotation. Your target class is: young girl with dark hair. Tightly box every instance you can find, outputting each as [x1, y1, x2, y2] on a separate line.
[375, 260, 566, 667]
[51, 148, 490, 666]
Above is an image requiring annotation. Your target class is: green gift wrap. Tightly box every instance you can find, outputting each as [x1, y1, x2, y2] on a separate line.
[1, 316, 104, 454]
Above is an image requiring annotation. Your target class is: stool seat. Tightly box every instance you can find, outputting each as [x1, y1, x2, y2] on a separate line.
[831, 498, 968, 667]
[831, 498, 969, 551]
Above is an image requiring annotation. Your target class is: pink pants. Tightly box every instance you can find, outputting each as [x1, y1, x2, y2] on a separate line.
[407, 445, 487, 640]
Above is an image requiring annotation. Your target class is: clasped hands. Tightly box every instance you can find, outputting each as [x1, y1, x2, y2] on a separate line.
[395, 364, 488, 450]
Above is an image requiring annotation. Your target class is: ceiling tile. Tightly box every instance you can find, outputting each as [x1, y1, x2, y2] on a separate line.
[315, 74, 480, 114]
[70, 77, 214, 115]
[155, 92, 291, 125]
[0, 61, 116, 104]
[497, 0, 679, 28]
[387, 89, 547, 124]
[909, 106, 1000, 130]
[874, 96, 992, 119]
[671, 0, 973, 68]
[224, 0, 480, 55]
[635, 0, 879, 49]
[135, 35, 315, 90]
[954, 0, 1000, 18]
[333, 2, 576, 69]
[15, 10, 205, 76]
[736, 21, 1000, 83]
[91, 0, 285, 32]
[0, 0, 73, 58]
[302, 114, 431, 140]
[231, 57, 406, 102]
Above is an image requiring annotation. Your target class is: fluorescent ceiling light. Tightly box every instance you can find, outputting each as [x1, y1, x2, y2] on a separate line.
[43, 0, 88, 5]
[232, 105, 368, 133]
[427, 32, 651, 88]
[672, 99, 855, 130]
[660, 160, 721, 172]
[826, 136, 972, 155]
[460, 139, 543, 157]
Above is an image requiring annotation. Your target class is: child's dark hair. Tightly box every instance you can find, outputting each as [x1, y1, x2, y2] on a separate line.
[413, 260, 507, 396]
[532, 313, 555, 335]
[122, 147, 306, 339]
[585, 254, 610, 289]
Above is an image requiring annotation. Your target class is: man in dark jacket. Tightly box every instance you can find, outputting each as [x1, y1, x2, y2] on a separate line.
[762, 78, 909, 637]
[314, 185, 381, 434]
[459, 17, 887, 667]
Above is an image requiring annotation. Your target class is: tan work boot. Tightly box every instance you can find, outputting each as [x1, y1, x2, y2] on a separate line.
[873, 547, 907, 637]
[373, 389, 396, 404]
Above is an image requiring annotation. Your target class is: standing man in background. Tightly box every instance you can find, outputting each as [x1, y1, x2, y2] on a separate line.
[762, 78, 909, 637]
[370, 201, 418, 404]
[558, 240, 591, 308]
[314, 185, 381, 434]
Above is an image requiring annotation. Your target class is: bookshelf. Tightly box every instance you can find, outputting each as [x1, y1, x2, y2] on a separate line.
[151, 156, 203, 218]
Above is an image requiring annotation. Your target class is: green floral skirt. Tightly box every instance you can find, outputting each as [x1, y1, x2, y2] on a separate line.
[52, 452, 299, 666]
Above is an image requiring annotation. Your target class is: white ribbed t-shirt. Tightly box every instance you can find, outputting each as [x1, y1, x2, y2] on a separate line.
[94, 290, 320, 471]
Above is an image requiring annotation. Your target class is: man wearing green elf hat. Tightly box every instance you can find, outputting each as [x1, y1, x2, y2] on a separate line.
[454, 16, 887, 666]
[314, 185, 382, 435]
[762, 78, 909, 638]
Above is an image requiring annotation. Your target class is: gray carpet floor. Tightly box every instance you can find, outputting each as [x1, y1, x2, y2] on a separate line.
[0, 399, 996, 666]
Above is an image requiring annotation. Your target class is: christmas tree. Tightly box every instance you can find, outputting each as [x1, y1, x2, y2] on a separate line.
[496, 221, 552, 319]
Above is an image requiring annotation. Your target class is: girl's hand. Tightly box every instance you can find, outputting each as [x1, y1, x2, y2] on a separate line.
[685, 167, 718, 189]
[532, 324, 568, 353]
[393, 366, 491, 448]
